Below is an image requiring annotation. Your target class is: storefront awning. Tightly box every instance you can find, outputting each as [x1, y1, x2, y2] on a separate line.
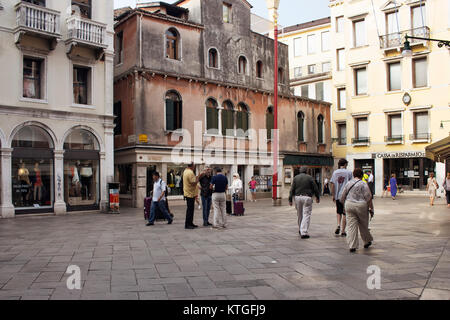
[283, 154, 334, 167]
[425, 135, 450, 163]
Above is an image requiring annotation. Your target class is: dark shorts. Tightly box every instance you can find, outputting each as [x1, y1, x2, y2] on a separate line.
[336, 200, 345, 215]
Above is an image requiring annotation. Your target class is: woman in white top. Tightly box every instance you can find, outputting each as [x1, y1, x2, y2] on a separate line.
[340, 168, 374, 253]
[426, 172, 438, 206]
[230, 173, 243, 203]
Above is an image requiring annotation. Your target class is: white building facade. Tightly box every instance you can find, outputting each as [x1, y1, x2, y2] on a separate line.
[0, 0, 115, 217]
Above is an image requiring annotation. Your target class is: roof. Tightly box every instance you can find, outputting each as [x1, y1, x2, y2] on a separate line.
[114, 6, 132, 19]
[137, 1, 189, 13]
[173, 0, 253, 9]
[425, 135, 450, 162]
[279, 17, 331, 35]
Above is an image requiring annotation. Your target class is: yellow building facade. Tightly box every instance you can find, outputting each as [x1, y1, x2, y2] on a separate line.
[329, 0, 450, 195]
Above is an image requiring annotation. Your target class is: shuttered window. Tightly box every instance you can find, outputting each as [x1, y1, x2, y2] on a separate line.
[206, 99, 219, 133]
[236, 103, 249, 137]
[297, 112, 305, 142]
[266, 107, 274, 140]
[165, 91, 182, 131]
[222, 101, 234, 136]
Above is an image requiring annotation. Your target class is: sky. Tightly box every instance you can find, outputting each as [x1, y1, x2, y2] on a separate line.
[113, 0, 331, 27]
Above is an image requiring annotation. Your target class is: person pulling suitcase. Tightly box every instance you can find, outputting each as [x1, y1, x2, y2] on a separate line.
[146, 172, 173, 226]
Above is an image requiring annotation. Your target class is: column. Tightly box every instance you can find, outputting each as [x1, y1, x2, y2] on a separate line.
[0, 148, 15, 218]
[104, 124, 115, 184]
[53, 150, 67, 215]
[375, 157, 383, 196]
[133, 163, 147, 208]
[244, 165, 254, 201]
[99, 151, 108, 212]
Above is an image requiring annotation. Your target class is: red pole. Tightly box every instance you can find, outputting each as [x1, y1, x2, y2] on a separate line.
[272, 19, 278, 202]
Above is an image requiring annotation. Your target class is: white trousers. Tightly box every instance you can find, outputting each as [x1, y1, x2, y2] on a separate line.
[212, 192, 227, 228]
[295, 195, 313, 235]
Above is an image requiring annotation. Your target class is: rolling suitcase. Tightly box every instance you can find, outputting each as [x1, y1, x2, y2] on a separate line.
[233, 201, 245, 216]
[144, 197, 152, 221]
[226, 200, 232, 214]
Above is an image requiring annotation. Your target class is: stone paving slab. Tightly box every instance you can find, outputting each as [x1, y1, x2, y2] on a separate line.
[0, 196, 449, 300]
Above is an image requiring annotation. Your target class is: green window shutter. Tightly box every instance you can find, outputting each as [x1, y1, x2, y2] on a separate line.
[221, 109, 227, 136]
[177, 101, 182, 129]
[166, 99, 175, 131]
[243, 112, 249, 133]
[267, 113, 274, 140]
[206, 107, 213, 130]
[236, 111, 243, 136]
[213, 108, 219, 131]
[318, 119, 323, 143]
[298, 118, 304, 142]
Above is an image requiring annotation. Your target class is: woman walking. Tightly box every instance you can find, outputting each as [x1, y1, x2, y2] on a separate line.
[381, 176, 389, 198]
[443, 172, 450, 209]
[427, 172, 439, 206]
[248, 176, 257, 202]
[340, 168, 374, 253]
[389, 173, 398, 200]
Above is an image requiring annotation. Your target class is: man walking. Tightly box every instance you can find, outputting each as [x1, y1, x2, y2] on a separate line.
[146, 172, 173, 226]
[330, 158, 353, 237]
[367, 170, 375, 196]
[289, 167, 320, 239]
[198, 167, 213, 227]
[183, 162, 198, 229]
[210, 168, 229, 229]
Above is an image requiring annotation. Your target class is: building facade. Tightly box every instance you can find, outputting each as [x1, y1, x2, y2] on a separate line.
[0, 0, 115, 218]
[329, 0, 450, 195]
[113, 0, 333, 208]
[278, 17, 333, 105]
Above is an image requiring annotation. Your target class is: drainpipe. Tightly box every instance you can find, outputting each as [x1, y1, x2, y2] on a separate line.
[139, 13, 143, 68]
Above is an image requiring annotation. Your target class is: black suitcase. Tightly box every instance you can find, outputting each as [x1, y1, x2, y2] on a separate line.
[144, 197, 174, 221]
[226, 200, 232, 214]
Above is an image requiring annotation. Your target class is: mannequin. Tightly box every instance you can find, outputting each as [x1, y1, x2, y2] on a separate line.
[18, 162, 31, 205]
[33, 162, 43, 203]
[70, 161, 81, 197]
[80, 162, 93, 200]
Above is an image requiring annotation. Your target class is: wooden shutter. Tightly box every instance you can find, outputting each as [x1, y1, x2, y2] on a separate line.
[166, 99, 175, 131]
[176, 100, 182, 129]
[298, 117, 304, 142]
[266, 113, 274, 140]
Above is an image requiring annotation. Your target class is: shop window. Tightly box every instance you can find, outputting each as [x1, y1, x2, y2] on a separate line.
[23, 57, 44, 100]
[297, 111, 305, 142]
[73, 66, 90, 105]
[208, 48, 218, 68]
[64, 129, 100, 211]
[165, 91, 182, 131]
[317, 115, 324, 144]
[11, 125, 54, 212]
[253, 167, 272, 192]
[117, 164, 132, 195]
[223, 2, 232, 23]
[72, 0, 91, 19]
[113, 101, 122, 136]
[166, 28, 180, 60]
[256, 60, 263, 78]
[222, 100, 234, 136]
[236, 103, 249, 137]
[266, 107, 274, 140]
[206, 98, 219, 133]
[238, 56, 247, 75]
[167, 165, 185, 196]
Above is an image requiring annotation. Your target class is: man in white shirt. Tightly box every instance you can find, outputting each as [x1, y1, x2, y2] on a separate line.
[367, 170, 375, 197]
[147, 172, 173, 226]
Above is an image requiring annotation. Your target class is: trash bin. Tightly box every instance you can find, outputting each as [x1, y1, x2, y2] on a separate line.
[108, 182, 120, 214]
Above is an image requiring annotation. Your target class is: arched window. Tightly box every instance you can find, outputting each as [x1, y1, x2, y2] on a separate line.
[165, 91, 183, 131]
[166, 28, 180, 60]
[256, 60, 263, 78]
[222, 100, 235, 136]
[208, 48, 218, 68]
[318, 114, 324, 144]
[297, 111, 305, 142]
[206, 98, 219, 133]
[266, 107, 274, 140]
[64, 129, 100, 211]
[11, 125, 54, 211]
[238, 56, 247, 74]
[278, 67, 284, 83]
[236, 103, 250, 137]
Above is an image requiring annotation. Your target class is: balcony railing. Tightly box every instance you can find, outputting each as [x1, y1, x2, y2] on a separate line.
[66, 15, 107, 48]
[379, 26, 430, 49]
[385, 135, 404, 143]
[410, 133, 432, 141]
[352, 137, 370, 145]
[15, 1, 60, 36]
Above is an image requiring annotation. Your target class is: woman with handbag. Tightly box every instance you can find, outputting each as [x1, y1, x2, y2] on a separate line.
[427, 172, 439, 206]
[340, 168, 374, 253]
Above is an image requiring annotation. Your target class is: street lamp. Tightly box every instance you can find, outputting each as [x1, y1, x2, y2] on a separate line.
[402, 34, 450, 57]
[266, 0, 281, 206]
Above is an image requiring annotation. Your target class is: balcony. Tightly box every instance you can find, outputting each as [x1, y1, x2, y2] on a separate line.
[385, 135, 404, 144]
[352, 137, 370, 146]
[65, 15, 107, 59]
[410, 133, 432, 143]
[14, 1, 61, 50]
[379, 26, 430, 51]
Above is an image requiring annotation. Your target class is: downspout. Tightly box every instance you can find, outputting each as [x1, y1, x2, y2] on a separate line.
[139, 13, 143, 68]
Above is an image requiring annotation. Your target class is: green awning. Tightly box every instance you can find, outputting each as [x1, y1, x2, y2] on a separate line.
[284, 154, 334, 167]
[425, 135, 450, 163]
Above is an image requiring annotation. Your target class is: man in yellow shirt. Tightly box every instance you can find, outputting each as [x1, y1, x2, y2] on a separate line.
[183, 162, 198, 229]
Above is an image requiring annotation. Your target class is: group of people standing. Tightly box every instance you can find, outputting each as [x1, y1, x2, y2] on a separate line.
[290, 158, 374, 253]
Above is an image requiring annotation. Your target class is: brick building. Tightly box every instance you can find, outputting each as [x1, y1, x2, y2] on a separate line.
[113, 0, 333, 208]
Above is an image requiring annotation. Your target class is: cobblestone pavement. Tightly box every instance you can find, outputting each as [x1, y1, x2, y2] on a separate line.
[0, 196, 449, 300]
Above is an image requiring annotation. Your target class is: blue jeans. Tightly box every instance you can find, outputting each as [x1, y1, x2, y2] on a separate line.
[201, 195, 212, 223]
[149, 200, 172, 223]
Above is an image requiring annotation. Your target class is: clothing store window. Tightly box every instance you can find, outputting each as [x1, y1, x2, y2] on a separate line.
[64, 129, 100, 211]
[117, 164, 132, 195]
[166, 165, 185, 196]
[11, 125, 54, 213]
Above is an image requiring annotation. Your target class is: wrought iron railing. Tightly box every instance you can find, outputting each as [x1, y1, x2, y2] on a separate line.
[409, 133, 432, 141]
[352, 137, 370, 144]
[379, 26, 430, 49]
[385, 135, 404, 143]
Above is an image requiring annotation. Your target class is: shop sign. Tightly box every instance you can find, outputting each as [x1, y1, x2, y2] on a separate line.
[139, 134, 148, 143]
[128, 135, 136, 143]
[372, 151, 425, 159]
